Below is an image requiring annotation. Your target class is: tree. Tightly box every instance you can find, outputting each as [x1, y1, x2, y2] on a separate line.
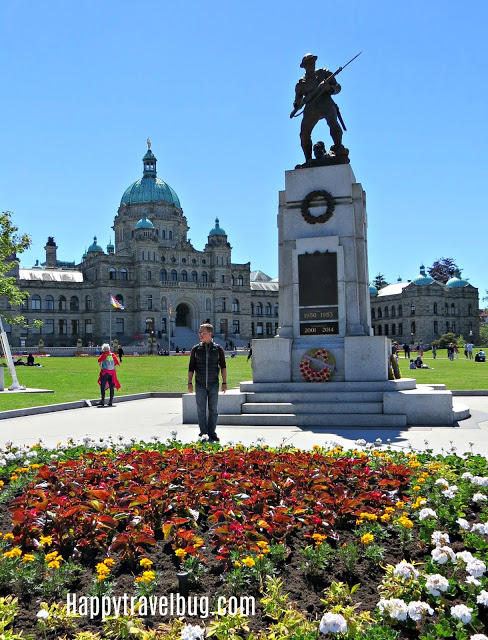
[372, 273, 388, 290]
[438, 332, 458, 349]
[0, 210, 31, 324]
[427, 257, 459, 284]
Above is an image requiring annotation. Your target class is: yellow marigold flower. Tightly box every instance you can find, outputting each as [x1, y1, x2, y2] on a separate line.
[3, 533, 14, 540]
[242, 556, 255, 568]
[356, 519, 364, 526]
[96, 562, 110, 574]
[97, 573, 109, 582]
[412, 485, 421, 492]
[359, 513, 378, 521]
[140, 557, 153, 568]
[361, 533, 374, 545]
[359, 452, 368, 459]
[47, 560, 61, 569]
[29, 464, 41, 469]
[257, 540, 270, 548]
[420, 472, 429, 479]
[10, 475, 18, 482]
[396, 516, 414, 529]
[4, 548, 22, 559]
[395, 501, 405, 509]
[22, 554, 35, 563]
[313, 445, 321, 450]
[384, 507, 395, 514]
[234, 560, 241, 568]
[416, 477, 426, 484]
[0, 481, 3, 488]
[136, 570, 155, 583]
[175, 548, 187, 559]
[104, 558, 116, 567]
[380, 513, 391, 522]
[39, 535, 53, 546]
[409, 460, 421, 468]
[311, 533, 327, 542]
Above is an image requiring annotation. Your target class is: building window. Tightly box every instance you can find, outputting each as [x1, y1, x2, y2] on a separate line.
[378, 308, 382, 319]
[384, 324, 389, 336]
[161, 297, 167, 311]
[147, 295, 153, 310]
[377, 325, 382, 335]
[446, 321, 449, 332]
[59, 319, 67, 334]
[445, 303, 449, 315]
[221, 297, 226, 312]
[433, 302, 438, 314]
[116, 318, 124, 334]
[391, 323, 396, 335]
[232, 299, 240, 312]
[120, 269, 128, 280]
[45, 295, 54, 310]
[411, 321, 416, 334]
[85, 296, 92, 311]
[434, 320, 438, 334]
[256, 322, 263, 335]
[58, 296, 66, 311]
[410, 304, 416, 315]
[191, 271, 197, 282]
[115, 294, 124, 307]
[231, 275, 235, 286]
[32, 322, 41, 334]
[109, 268, 116, 280]
[221, 275, 225, 283]
[469, 321, 473, 333]
[468, 304, 472, 315]
[266, 322, 273, 335]
[451, 303, 455, 315]
[451, 322, 456, 333]
[181, 270, 188, 282]
[398, 322, 403, 335]
[171, 270, 177, 281]
[160, 269, 167, 281]
[145, 318, 155, 333]
[398, 305, 403, 316]
[256, 302, 263, 315]
[274, 303, 279, 316]
[391, 305, 396, 318]
[30, 295, 41, 310]
[237, 275, 243, 286]
[161, 230, 166, 239]
[265, 303, 272, 315]
[71, 320, 79, 335]
[250, 302, 254, 315]
[85, 320, 92, 334]
[251, 322, 255, 336]
[147, 271, 152, 280]
[201, 271, 208, 283]
[275, 323, 278, 335]
[371, 308, 375, 319]
[233, 320, 240, 334]
[384, 306, 389, 318]
[70, 296, 79, 311]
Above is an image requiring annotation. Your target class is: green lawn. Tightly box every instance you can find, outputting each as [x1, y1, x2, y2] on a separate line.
[1, 350, 487, 411]
[1, 355, 253, 410]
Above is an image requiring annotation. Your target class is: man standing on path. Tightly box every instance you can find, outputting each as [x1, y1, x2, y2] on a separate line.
[187, 323, 227, 443]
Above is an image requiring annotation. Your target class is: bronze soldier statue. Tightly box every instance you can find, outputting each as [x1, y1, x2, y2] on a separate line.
[293, 53, 348, 163]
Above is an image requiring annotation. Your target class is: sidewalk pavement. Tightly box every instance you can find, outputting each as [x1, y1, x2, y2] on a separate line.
[1, 395, 488, 456]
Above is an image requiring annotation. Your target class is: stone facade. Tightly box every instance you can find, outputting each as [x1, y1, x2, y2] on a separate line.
[370, 268, 479, 348]
[1, 146, 278, 348]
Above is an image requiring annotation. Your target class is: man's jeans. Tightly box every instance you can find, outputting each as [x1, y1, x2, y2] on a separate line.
[195, 383, 219, 438]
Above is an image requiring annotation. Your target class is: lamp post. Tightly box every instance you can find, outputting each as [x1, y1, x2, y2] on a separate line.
[150, 330, 154, 355]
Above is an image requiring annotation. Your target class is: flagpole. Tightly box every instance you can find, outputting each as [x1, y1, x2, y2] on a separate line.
[109, 290, 112, 346]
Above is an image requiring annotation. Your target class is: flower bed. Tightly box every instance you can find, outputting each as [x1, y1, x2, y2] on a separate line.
[0, 437, 486, 639]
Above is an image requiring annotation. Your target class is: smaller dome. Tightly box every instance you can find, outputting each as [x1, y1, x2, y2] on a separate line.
[446, 268, 469, 288]
[87, 236, 104, 253]
[369, 284, 378, 297]
[209, 217, 226, 236]
[412, 264, 434, 286]
[135, 214, 154, 230]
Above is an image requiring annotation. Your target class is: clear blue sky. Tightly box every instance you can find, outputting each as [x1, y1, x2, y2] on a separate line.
[1, 1, 487, 295]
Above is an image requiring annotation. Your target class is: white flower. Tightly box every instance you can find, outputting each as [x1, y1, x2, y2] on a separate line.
[466, 576, 481, 586]
[0, 458, 6, 467]
[424, 573, 449, 596]
[457, 551, 475, 564]
[419, 508, 438, 521]
[180, 624, 205, 640]
[319, 612, 348, 634]
[5, 453, 15, 461]
[471, 523, 488, 535]
[393, 561, 420, 580]
[407, 600, 434, 621]
[431, 531, 450, 546]
[170, 430, 178, 438]
[36, 609, 49, 620]
[457, 518, 470, 530]
[472, 476, 488, 487]
[431, 546, 456, 564]
[375, 438, 382, 445]
[442, 485, 458, 498]
[461, 472, 474, 480]
[476, 590, 488, 606]
[466, 559, 487, 577]
[470, 635, 488, 640]
[450, 604, 473, 623]
[472, 492, 487, 503]
[435, 478, 449, 487]
[377, 598, 408, 621]
[4, 441, 13, 448]
[355, 439, 367, 447]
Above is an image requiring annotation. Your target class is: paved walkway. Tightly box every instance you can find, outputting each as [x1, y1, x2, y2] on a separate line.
[1, 395, 488, 456]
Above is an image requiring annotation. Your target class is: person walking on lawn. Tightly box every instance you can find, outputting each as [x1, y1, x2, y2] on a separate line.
[187, 323, 227, 443]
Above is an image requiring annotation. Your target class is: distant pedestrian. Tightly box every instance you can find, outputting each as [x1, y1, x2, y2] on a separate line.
[467, 342, 474, 360]
[464, 344, 468, 358]
[118, 344, 124, 363]
[447, 343, 455, 361]
[97, 343, 121, 407]
[432, 344, 437, 359]
[454, 345, 459, 359]
[247, 348, 253, 363]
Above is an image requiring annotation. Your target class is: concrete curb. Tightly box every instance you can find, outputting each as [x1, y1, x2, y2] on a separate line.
[0, 392, 184, 420]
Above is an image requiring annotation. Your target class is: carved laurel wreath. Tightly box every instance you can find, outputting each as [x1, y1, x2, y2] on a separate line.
[301, 190, 335, 224]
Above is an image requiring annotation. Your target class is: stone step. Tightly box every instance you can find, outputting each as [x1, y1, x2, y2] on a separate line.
[245, 391, 385, 403]
[239, 379, 417, 393]
[453, 402, 470, 421]
[218, 413, 408, 428]
[242, 402, 384, 414]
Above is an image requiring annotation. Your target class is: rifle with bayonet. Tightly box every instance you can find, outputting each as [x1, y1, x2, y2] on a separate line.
[290, 51, 362, 119]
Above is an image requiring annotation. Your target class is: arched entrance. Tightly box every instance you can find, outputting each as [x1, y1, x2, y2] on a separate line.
[175, 303, 190, 327]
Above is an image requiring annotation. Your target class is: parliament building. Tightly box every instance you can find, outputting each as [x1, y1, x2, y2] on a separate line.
[2, 144, 279, 348]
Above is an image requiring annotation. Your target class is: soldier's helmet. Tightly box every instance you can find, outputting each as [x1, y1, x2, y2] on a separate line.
[300, 53, 318, 68]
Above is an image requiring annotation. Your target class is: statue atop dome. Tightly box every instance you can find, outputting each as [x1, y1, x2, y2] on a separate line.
[147, 137, 151, 149]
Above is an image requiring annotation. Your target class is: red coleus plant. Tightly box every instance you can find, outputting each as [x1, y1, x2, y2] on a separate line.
[8, 447, 413, 565]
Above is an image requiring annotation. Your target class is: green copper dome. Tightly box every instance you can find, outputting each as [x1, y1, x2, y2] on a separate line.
[412, 264, 434, 286]
[369, 284, 378, 297]
[120, 146, 181, 207]
[87, 236, 104, 253]
[209, 217, 226, 236]
[135, 214, 154, 230]
[446, 268, 469, 288]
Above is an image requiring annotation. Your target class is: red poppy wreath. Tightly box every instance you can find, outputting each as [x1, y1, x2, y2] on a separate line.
[299, 347, 336, 382]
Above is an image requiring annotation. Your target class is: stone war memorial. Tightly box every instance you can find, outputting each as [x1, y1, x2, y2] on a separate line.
[184, 52, 468, 428]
